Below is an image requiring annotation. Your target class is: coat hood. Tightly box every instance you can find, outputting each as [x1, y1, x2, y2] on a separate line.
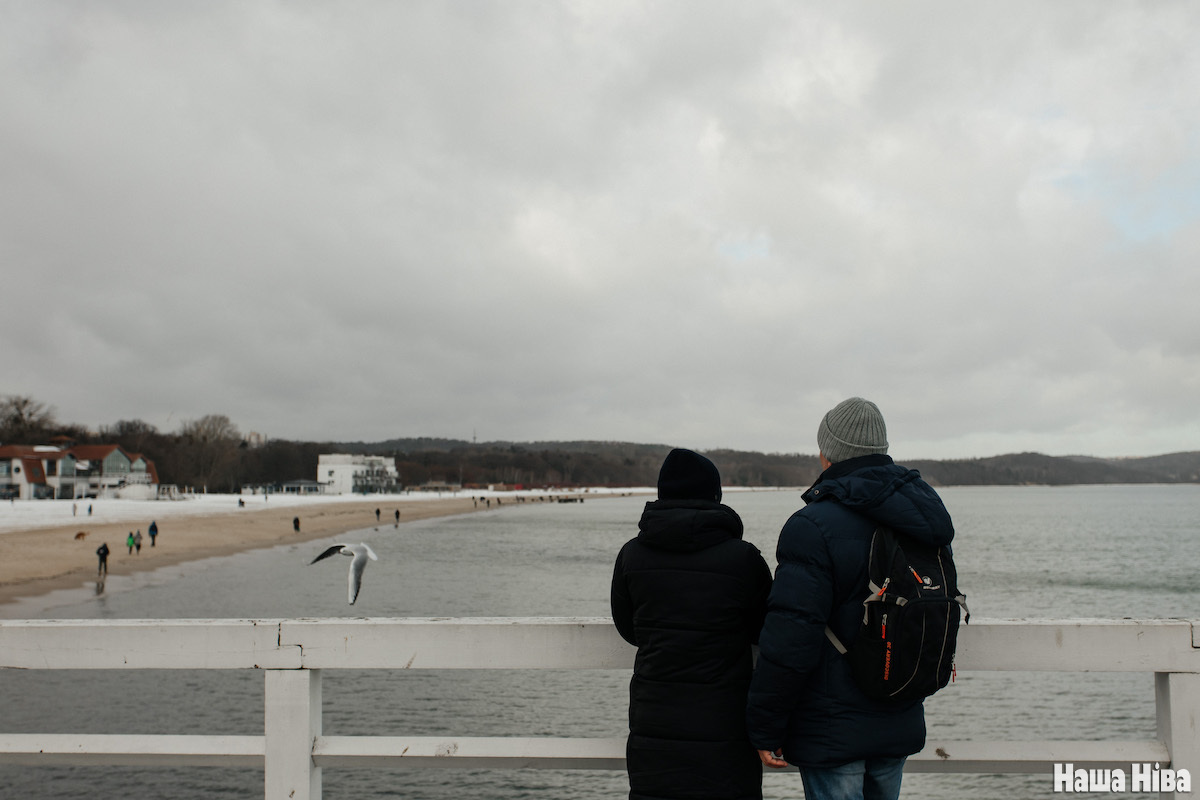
[802, 454, 954, 546]
[637, 499, 745, 553]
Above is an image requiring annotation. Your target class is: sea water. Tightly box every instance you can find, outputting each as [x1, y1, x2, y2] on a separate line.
[1, 484, 1198, 799]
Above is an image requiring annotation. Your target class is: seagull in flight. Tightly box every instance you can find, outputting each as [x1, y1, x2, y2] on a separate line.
[310, 543, 379, 605]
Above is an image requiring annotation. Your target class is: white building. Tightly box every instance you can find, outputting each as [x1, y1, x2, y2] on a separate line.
[0, 444, 159, 500]
[317, 454, 400, 495]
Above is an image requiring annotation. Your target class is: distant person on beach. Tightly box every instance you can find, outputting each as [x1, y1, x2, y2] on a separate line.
[746, 397, 955, 800]
[134, 530, 142, 554]
[88, 504, 92, 516]
[148, 520, 158, 546]
[375, 508, 381, 522]
[394, 509, 400, 524]
[611, 448, 772, 800]
[96, 542, 109, 575]
[293, 516, 300, 532]
[126, 532, 135, 554]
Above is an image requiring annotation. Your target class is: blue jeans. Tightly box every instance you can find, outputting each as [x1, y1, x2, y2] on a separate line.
[799, 756, 906, 800]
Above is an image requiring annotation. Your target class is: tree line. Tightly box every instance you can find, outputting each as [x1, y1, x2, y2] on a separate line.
[0, 395, 324, 492]
[4, 395, 1199, 491]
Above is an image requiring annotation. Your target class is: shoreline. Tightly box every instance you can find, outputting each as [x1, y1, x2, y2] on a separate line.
[0, 495, 494, 608]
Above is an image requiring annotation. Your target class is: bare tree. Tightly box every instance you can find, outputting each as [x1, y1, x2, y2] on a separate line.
[178, 414, 242, 490]
[179, 414, 239, 444]
[0, 395, 57, 443]
[100, 419, 159, 454]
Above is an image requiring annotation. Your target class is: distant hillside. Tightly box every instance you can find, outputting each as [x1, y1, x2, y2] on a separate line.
[909, 451, 1200, 486]
[336, 439, 685, 487]
[12, 391, 1194, 490]
[330, 439, 1200, 488]
[1102, 452, 1200, 482]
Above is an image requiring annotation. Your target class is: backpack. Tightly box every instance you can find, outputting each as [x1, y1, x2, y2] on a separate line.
[825, 525, 969, 706]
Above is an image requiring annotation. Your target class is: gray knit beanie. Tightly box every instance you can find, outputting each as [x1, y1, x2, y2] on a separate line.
[817, 397, 889, 463]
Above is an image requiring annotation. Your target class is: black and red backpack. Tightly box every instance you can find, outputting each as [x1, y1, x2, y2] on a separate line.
[825, 525, 969, 706]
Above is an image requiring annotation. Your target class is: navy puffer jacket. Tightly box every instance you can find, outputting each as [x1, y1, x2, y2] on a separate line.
[612, 499, 772, 800]
[745, 454, 955, 768]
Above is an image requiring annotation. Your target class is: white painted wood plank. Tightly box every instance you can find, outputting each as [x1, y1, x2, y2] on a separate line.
[956, 620, 1200, 673]
[0, 734, 263, 766]
[264, 669, 322, 800]
[909, 740, 1170, 773]
[1157, 672, 1200, 779]
[0, 732, 1169, 774]
[0, 619, 298, 669]
[3, 618, 1194, 672]
[282, 618, 634, 670]
[312, 736, 1172, 774]
[313, 736, 627, 770]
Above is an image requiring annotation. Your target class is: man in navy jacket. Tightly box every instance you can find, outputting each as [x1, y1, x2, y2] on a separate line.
[746, 397, 955, 800]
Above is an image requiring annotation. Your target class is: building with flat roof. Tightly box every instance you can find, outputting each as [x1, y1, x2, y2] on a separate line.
[317, 454, 400, 495]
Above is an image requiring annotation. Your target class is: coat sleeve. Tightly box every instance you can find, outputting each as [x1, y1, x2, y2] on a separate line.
[610, 544, 637, 645]
[744, 547, 773, 645]
[745, 511, 836, 750]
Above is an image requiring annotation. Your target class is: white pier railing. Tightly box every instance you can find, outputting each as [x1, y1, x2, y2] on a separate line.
[0, 618, 1197, 799]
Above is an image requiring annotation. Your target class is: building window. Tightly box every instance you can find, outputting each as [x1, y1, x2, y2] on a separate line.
[47, 461, 57, 477]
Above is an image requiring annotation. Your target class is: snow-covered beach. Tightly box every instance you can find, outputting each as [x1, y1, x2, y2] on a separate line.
[1, 491, 451, 535]
[0, 488, 651, 607]
[0, 487, 653, 535]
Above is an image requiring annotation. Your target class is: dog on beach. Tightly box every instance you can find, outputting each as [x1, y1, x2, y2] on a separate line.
[74, 531, 88, 540]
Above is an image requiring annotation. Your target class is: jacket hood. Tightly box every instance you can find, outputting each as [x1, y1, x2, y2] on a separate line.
[637, 499, 744, 553]
[802, 454, 954, 546]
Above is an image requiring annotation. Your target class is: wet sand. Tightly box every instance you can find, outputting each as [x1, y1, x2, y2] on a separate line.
[0, 497, 484, 607]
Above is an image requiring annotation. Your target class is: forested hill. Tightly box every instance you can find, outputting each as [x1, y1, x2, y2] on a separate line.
[7, 396, 1196, 491]
[908, 452, 1200, 486]
[339, 439, 1200, 488]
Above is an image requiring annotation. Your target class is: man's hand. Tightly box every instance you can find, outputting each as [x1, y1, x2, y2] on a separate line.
[757, 748, 789, 768]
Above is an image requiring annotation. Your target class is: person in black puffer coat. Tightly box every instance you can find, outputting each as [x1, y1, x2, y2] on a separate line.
[611, 448, 773, 800]
[746, 397, 955, 800]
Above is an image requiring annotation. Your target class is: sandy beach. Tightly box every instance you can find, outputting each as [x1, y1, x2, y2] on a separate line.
[0, 493, 528, 607]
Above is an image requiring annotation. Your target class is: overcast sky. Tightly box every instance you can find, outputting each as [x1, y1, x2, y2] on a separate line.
[3, 2, 1199, 459]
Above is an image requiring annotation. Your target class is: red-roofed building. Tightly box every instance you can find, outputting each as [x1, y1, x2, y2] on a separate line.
[0, 444, 159, 500]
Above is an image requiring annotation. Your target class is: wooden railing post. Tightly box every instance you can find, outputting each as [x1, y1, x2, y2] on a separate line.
[265, 669, 322, 800]
[1155, 670, 1200, 799]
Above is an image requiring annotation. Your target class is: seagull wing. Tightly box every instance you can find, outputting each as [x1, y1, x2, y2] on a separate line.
[347, 547, 373, 604]
[310, 544, 347, 565]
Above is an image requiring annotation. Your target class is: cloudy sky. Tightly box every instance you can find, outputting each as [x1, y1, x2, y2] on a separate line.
[3, 2, 1198, 459]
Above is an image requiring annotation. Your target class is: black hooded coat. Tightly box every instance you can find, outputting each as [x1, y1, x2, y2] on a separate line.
[611, 499, 772, 800]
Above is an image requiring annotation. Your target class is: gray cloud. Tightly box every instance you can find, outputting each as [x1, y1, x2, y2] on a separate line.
[3, 1, 1199, 459]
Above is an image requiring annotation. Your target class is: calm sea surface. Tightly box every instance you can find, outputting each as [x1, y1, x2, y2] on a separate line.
[2, 484, 1198, 799]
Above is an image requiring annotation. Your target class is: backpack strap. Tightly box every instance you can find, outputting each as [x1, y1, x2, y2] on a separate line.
[825, 576, 913, 656]
[824, 625, 848, 655]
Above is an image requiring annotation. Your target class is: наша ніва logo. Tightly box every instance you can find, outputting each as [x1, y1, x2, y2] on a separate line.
[1054, 763, 1191, 793]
